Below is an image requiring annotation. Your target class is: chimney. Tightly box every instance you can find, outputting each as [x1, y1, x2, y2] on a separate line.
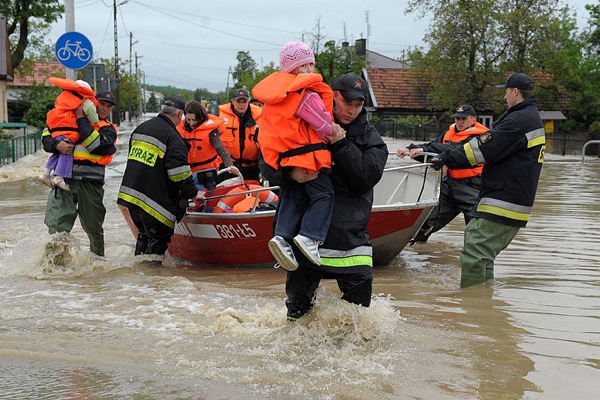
[355, 38, 366, 56]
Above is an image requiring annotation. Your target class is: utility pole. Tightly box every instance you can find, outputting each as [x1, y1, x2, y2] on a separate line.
[64, 0, 77, 80]
[112, 0, 121, 125]
[128, 31, 137, 121]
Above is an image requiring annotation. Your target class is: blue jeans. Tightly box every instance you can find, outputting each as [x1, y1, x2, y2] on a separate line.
[275, 172, 334, 242]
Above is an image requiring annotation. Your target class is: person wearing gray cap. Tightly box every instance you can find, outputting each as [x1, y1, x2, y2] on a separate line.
[397, 104, 489, 243]
[259, 73, 388, 321]
[118, 96, 205, 256]
[430, 72, 545, 288]
[218, 88, 263, 181]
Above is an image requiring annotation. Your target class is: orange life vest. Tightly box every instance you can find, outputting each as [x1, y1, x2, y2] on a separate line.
[253, 72, 333, 174]
[218, 103, 262, 167]
[443, 122, 489, 179]
[176, 114, 225, 173]
[73, 119, 116, 166]
[46, 107, 80, 143]
[212, 183, 278, 213]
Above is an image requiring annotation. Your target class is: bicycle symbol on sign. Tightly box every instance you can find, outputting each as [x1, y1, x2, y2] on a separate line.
[56, 40, 92, 63]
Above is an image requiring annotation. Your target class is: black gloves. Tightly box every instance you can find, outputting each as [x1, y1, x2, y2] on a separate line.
[429, 157, 445, 171]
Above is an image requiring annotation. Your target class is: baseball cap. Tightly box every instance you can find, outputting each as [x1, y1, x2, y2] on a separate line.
[331, 73, 369, 101]
[452, 104, 477, 118]
[96, 90, 116, 106]
[232, 88, 250, 100]
[163, 96, 185, 111]
[495, 73, 534, 90]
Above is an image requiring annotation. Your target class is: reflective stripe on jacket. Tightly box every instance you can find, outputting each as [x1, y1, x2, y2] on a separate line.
[442, 96, 545, 227]
[117, 113, 198, 228]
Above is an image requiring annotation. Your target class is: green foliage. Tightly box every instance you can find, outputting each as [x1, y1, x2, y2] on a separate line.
[406, 0, 582, 117]
[146, 93, 159, 113]
[589, 121, 600, 135]
[393, 115, 435, 136]
[2, 0, 64, 70]
[20, 83, 61, 129]
[315, 40, 367, 85]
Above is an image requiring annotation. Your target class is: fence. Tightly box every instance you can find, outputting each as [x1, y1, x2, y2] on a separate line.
[372, 119, 597, 157]
[0, 131, 42, 167]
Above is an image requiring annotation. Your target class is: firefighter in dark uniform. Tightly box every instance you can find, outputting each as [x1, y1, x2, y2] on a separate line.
[260, 74, 388, 321]
[398, 104, 489, 243]
[431, 73, 545, 288]
[117, 97, 203, 256]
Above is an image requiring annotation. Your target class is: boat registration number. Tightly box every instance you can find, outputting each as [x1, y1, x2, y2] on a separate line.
[215, 223, 257, 239]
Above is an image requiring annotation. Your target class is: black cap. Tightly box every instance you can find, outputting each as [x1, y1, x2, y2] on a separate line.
[96, 90, 116, 105]
[452, 104, 477, 118]
[331, 73, 369, 101]
[163, 96, 185, 111]
[495, 73, 534, 90]
[232, 88, 249, 100]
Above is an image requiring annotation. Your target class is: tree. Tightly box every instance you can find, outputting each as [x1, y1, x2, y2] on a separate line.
[1, 0, 64, 70]
[146, 93, 159, 113]
[314, 40, 367, 85]
[406, 0, 578, 114]
[231, 51, 257, 93]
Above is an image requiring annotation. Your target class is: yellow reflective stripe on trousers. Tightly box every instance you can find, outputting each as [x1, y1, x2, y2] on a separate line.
[321, 255, 373, 268]
[477, 197, 531, 222]
[320, 246, 373, 268]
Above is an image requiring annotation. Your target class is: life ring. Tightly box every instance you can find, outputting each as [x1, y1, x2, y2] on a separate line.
[213, 183, 278, 213]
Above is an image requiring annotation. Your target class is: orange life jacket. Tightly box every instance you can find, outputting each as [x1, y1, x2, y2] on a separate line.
[46, 107, 80, 143]
[212, 183, 278, 213]
[47, 77, 98, 143]
[73, 119, 116, 166]
[218, 103, 262, 167]
[253, 72, 333, 173]
[443, 122, 489, 179]
[176, 114, 225, 173]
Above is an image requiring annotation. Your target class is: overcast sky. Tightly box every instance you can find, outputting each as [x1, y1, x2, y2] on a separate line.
[48, 0, 591, 93]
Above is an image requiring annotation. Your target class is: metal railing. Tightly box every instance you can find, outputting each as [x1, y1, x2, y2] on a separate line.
[0, 131, 42, 167]
[581, 140, 600, 163]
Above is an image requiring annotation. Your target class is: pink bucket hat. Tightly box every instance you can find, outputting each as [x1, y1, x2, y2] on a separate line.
[279, 41, 315, 73]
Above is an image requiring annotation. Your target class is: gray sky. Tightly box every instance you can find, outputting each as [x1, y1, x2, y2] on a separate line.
[48, 0, 591, 93]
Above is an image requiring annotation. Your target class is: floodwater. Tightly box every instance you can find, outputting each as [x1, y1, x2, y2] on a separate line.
[0, 117, 598, 399]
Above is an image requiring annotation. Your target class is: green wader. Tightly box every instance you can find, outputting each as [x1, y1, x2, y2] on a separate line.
[44, 179, 106, 256]
[460, 218, 520, 288]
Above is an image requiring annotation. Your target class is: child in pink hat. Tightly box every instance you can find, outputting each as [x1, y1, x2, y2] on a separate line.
[253, 40, 338, 272]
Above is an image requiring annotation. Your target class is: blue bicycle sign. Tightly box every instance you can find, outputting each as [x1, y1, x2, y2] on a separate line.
[55, 32, 93, 70]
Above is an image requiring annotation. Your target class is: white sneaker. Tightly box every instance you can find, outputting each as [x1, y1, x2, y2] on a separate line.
[293, 234, 321, 265]
[268, 236, 299, 272]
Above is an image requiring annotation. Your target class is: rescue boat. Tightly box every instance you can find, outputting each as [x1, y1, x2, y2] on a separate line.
[121, 161, 441, 267]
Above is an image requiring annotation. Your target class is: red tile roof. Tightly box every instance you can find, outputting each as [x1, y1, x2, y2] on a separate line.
[366, 68, 432, 110]
[11, 61, 65, 87]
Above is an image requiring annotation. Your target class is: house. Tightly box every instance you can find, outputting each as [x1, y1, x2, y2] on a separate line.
[9, 61, 64, 101]
[358, 42, 569, 140]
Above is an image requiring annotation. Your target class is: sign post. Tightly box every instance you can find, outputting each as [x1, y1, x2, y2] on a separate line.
[54, 32, 93, 71]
